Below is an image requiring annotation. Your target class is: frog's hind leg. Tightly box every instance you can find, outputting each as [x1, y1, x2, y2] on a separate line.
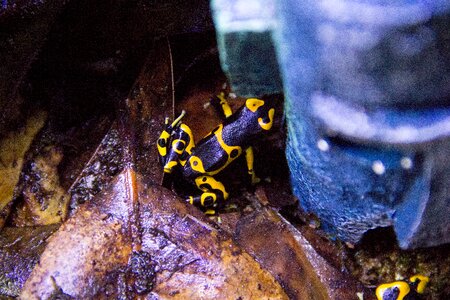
[187, 175, 229, 214]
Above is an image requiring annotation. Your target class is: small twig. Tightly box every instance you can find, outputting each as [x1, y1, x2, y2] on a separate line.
[166, 36, 175, 119]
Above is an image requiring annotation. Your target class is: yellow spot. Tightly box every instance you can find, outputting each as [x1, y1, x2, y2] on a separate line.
[189, 196, 194, 205]
[410, 275, 429, 294]
[245, 98, 265, 112]
[189, 156, 206, 173]
[376, 281, 410, 300]
[246, 147, 255, 173]
[258, 108, 275, 130]
[222, 102, 233, 118]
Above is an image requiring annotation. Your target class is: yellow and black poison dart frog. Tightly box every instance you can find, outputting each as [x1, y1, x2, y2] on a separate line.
[376, 274, 429, 300]
[157, 95, 275, 213]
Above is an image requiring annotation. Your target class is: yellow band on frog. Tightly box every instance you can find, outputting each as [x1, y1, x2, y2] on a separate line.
[180, 124, 195, 154]
[376, 281, 410, 300]
[211, 124, 242, 175]
[195, 176, 229, 200]
[164, 160, 178, 173]
[410, 275, 429, 294]
[245, 98, 265, 112]
[258, 108, 275, 130]
[157, 130, 171, 157]
[217, 92, 232, 118]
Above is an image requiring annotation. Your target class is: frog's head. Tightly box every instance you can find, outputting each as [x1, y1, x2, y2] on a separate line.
[244, 98, 275, 131]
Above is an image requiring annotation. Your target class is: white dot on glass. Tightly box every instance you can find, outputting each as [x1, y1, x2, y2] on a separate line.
[372, 160, 385, 175]
[317, 139, 330, 152]
[400, 157, 413, 169]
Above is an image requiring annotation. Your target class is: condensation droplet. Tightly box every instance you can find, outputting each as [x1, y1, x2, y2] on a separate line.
[372, 160, 385, 175]
[400, 157, 413, 169]
[317, 139, 330, 152]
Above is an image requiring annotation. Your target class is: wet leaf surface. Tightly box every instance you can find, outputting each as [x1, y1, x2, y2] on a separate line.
[68, 122, 124, 212]
[234, 207, 373, 300]
[20, 171, 134, 299]
[0, 224, 59, 297]
[139, 173, 288, 299]
[21, 169, 288, 299]
[11, 145, 69, 226]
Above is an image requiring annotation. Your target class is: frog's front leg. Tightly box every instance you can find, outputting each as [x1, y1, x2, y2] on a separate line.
[245, 146, 261, 184]
[187, 175, 229, 214]
[212, 94, 261, 185]
[157, 111, 195, 174]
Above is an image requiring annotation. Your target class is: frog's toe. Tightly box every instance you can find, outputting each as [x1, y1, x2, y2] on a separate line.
[251, 173, 261, 185]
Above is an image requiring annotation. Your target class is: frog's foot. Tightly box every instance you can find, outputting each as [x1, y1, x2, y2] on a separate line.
[210, 91, 233, 119]
[250, 173, 261, 185]
[185, 175, 229, 211]
[187, 192, 221, 208]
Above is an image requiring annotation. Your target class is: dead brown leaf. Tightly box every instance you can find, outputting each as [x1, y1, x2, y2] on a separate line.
[0, 224, 59, 297]
[0, 111, 47, 228]
[21, 169, 288, 299]
[235, 208, 374, 300]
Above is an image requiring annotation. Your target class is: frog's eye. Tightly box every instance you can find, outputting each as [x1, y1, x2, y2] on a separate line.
[172, 140, 186, 154]
[245, 98, 265, 112]
[157, 138, 168, 157]
[158, 138, 166, 147]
